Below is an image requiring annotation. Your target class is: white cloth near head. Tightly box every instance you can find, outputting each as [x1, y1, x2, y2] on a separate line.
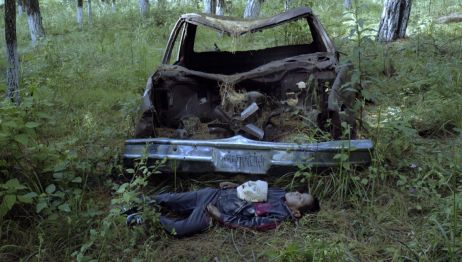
[236, 180, 268, 202]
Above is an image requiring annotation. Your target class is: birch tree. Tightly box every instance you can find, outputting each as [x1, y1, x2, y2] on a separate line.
[377, 0, 412, 42]
[18, 0, 24, 16]
[87, 0, 93, 24]
[244, 0, 263, 19]
[5, 0, 21, 104]
[216, 0, 225, 16]
[284, 0, 292, 11]
[139, 0, 150, 18]
[24, 0, 45, 44]
[203, 0, 216, 14]
[77, 0, 83, 29]
[344, 0, 352, 9]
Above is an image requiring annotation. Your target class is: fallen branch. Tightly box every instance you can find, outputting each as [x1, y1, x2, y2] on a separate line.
[436, 13, 462, 24]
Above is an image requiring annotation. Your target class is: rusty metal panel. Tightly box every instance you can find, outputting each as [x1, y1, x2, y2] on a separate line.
[124, 136, 373, 174]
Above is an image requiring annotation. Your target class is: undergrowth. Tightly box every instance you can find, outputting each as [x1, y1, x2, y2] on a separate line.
[1, 0, 461, 261]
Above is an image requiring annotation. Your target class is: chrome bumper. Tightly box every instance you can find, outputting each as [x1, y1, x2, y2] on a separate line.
[123, 135, 373, 175]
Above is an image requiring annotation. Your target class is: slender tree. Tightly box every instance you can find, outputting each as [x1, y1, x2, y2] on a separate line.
[216, 0, 225, 16]
[284, 0, 292, 11]
[203, 0, 216, 14]
[18, 0, 24, 16]
[24, 0, 45, 44]
[344, 0, 352, 9]
[377, 0, 412, 42]
[5, 0, 21, 104]
[87, 0, 93, 24]
[139, 0, 150, 18]
[77, 0, 83, 29]
[244, 0, 263, 19]
[111, 0, 116, 13]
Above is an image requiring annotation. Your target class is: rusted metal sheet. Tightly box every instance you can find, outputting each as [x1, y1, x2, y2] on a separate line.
[180, 7, 314, 36]
[126, 7, 373, 175]
[124, 136, 373, 174]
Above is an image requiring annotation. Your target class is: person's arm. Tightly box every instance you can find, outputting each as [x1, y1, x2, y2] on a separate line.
[207, 203, 284, 231]
[219, 212, 284, 231]
[219, 181, 239, 189]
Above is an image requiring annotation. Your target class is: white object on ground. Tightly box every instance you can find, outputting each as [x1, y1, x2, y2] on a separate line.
[237, 180, 268, 202]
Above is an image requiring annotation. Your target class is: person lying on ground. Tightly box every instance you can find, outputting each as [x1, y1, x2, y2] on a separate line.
[125, 181, 320, 237]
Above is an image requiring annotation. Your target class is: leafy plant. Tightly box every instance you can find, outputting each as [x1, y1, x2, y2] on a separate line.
[73, 156, 165, 261]
[0, 179, 36, 219]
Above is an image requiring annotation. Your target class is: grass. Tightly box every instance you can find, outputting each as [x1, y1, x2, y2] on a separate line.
[1, 0, 462, 261]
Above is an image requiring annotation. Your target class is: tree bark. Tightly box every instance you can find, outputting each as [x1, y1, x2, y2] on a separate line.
[244, 0, 262, 19]
[24, 0, 46, 44]
[77, 0, 83, 29]
[18, 0, 24, 16]
[284, 0, 292, 11]
[87, 0, 93, 24]
[203, 0, 216, 14]
[139, 0, 149, 18]
[377, 0, 412, 42]
[344, 0, 352, 9]
[5, 0, 21, 104]
[216, 0, 225, 16]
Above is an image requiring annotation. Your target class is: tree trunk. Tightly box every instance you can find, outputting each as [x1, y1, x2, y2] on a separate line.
[87, 0, 93, 24]
[5, 0, 21, 104]
[139, 0, 149, 18]
[216, 0, 224, 16]
[244, 0, 262, 19]
[24, 0, 46, 44]
[111, 0, 116, 13]
[284, 0, 292, 11]
[77, 0, 83, 29]
[344, 0, 352, 9]
[377, 0, 412, 42]
[203, 0, 216, 14]
[18, 0, 24, 16]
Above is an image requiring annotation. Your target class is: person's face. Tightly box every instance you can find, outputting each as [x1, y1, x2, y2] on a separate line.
[285, 192, 313, 211]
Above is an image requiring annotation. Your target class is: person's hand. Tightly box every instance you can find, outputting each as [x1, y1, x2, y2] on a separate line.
[207, 204, 221, 220]
[219, 181, 239, 189]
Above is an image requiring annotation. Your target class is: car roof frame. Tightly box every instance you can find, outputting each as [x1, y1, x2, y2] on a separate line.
[162, 7, 335, 64]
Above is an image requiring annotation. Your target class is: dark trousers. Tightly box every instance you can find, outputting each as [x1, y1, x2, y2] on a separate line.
[155, 188, 220, 237]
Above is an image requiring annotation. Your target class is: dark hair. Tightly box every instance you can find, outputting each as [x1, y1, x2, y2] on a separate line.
[298, 197, 320, 215]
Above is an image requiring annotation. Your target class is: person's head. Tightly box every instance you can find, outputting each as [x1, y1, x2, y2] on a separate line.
[285, 192, 320, 218]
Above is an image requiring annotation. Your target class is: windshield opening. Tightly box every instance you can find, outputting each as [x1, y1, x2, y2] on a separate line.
[193, 18, 314, 53]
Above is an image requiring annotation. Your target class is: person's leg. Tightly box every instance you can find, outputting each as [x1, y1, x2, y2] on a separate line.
[155, 188, 219, 213]
[159, 204, 211, 237]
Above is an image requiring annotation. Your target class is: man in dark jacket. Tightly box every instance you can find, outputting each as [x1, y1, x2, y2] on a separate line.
[145, 182, 319, 237]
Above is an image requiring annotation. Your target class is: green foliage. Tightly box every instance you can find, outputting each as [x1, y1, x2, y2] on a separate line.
[73, 158, 165, 261]
[267, 239, 343, 261]
[0, 179, 36, 219]
[1, 0, 462, 261]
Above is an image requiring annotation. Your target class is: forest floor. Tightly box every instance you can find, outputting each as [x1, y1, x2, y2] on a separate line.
[1, 1, 462, 261]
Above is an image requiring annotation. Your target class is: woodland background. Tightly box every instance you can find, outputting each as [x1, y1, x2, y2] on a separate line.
[0, 0, 461, 261]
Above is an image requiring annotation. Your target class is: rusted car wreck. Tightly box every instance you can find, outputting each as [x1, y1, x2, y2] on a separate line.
[124, 7, 373, 174]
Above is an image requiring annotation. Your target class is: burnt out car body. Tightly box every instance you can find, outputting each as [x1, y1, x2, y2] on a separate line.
[124, 7, 373, 174]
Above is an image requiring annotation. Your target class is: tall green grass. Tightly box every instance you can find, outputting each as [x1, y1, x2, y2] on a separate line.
[0, 0, 461, 261]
